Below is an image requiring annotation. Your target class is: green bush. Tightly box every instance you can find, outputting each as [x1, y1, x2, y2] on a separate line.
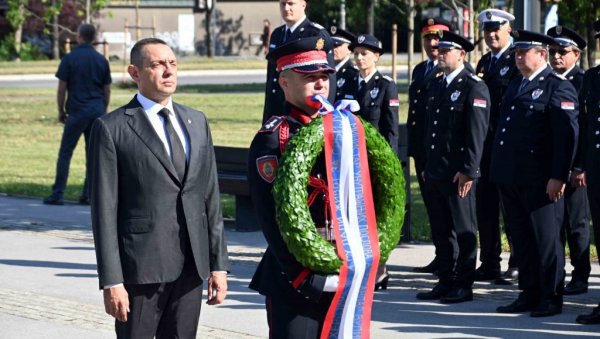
[0, 34, 49, 61]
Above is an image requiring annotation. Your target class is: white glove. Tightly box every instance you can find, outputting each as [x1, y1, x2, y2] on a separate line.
[323, 275, 340, 292]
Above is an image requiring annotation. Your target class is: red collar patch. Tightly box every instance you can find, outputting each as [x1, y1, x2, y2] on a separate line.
[256, 155, 278, 183]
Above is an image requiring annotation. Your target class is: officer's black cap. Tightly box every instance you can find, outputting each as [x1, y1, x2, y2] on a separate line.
[266, 36, 334, 73]
[546, 26, 587, 50]
[594, 20, 600, 39]
[433, 30, 474, 52]
[329, 26, 356, 46]
[349, 34, 384, 55]
[511, 30, 555, 49]
[420, 17, 452, 36]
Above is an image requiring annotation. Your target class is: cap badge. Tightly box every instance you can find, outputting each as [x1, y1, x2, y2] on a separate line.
[532, 88, 543, 100]
[428, 18, 435, 26]
[486, 11, 492, 19]
[500, 66, 509, 76]
[331, 26, 337, 34]
[451, 90, 461, 102]
[556, 26, 562, 35]
[316, 38, 325, 50]
[438, 30, 444, 38]
[337, 78, 346, 87]
[358, 35, 366, 43]
[513, 30, 520, 38]
[370, 87, 379, 99]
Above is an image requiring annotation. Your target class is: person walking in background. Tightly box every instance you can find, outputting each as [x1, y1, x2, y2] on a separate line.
[261, 0, 335, 124]
[547, 25, 591, 296]
[473, 9, 520, 285]
[491, 30, 578, 318]
[328, 26, 358, 101]
[43, 24, 111, 206]
[415, 31, 490, 304]
[261, 19, 271, 55]
[88, 38, 229, 338]
[407, 17, 451, 275]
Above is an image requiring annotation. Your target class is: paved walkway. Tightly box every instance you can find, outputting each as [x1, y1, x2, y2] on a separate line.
[1, 194, 599, 338]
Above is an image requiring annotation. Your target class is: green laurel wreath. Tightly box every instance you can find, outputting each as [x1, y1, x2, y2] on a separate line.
[273, 116, 406, 274]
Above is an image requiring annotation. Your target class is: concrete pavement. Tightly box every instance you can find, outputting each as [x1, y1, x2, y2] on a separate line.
[1, 194, 599, 338]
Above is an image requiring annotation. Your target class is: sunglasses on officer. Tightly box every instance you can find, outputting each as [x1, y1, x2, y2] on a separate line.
[548, 48, 573, 56]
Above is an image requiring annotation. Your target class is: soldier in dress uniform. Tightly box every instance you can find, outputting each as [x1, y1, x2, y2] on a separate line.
[547, 25, 591, 296]
[261, 0, 335, 124]
[491, 30, 579, 317]
[407, 17, 451, 275]
[329, 26, 358, 101]
[473, 8, 520, 284]
[415, 31, 490, 304]
[248, 36, 340, 338]
[576, 19, 600, 325]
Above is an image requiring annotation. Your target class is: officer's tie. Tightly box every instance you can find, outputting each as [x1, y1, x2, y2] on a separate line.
[424, 60, 433, 76]
[488, 56, 497, 72]
[283, 28, 291, 43]
[158, 108, 186, 182]
[518, 78, 529, 93]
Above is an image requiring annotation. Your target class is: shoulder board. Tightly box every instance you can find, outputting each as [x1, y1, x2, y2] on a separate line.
[551, 72, 567, 80]
[311, 22, 325, 30]
[259, 116, 285, 133]
[435, 71, 444, 78]
[382, 75, 394, 82]
[469, 74, 482, 82]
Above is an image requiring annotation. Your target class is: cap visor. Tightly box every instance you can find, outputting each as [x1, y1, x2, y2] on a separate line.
[483, 22, 502, 31]
[292, 64, 335, 73]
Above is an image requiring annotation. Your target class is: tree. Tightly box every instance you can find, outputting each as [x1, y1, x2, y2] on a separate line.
[555, 0, 600, 68]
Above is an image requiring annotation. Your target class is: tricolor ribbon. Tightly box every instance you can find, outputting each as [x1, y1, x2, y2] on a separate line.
[308, 95, 380, 339]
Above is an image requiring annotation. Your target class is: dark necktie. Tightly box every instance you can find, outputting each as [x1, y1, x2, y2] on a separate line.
[158, 108, 186, 181]
[518, 78, 529, 93]
[424, 61, 433, 76]
[283, 28, 291, 43]
[488, 56, 497, 72]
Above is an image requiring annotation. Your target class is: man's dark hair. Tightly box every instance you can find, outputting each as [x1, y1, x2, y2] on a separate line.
[78, 24, 96, 44]
[130, 38, 168, 67]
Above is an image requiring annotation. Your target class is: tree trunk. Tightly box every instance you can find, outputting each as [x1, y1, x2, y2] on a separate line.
[53, 0, 59, 60]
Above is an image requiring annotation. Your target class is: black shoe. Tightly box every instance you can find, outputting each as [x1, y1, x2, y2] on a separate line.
[502, 267, 519, 280]
[576, 306, 600, 325]
[416, 284, 452, 300]
[530, 301, 562, 317]
[474, 266, 501, 281]
[563, 280, 588, 295]
[374, 271, 390, 291]
[413, 259, 439, 273]
[78, 196, 90, 205]
[497, 296, 535, 313]
[43, 195, 64, 205]
[440, 287, 473, 304]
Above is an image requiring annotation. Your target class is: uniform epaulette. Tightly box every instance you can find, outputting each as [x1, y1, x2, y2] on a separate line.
[435, 71, 444, 78]
[551, 72, 567, 80]
[311, 22, 325, 30]
[259, 116, 285, 133]
[382, 75, 394, 82]
[469, 74, 482, 82]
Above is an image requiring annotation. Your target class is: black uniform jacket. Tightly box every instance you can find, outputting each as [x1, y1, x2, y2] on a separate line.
[344, 70, 399, 153]
[423, 68, 490, 181]
[248, 106, 330, 302]
[489, 66, 579, 186]
[262, 18, 335, 124]
[335, 57, 359, 102]
[565, 65, 585, 169]
[581, 65, 600, 185]
[407, 60, 443, 158]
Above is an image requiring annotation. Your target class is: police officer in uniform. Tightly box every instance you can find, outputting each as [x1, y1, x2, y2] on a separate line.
[415, 31, 490, 304]
[576, 19, 600, 325]
[329, 26, 358, 101]
[347, 34, 399, 154]
[248, 36, 340, 338]
[261, 0, 335, 124]
[547, 25, 590, 296]
[473, 9, 520, 283]
[407, 17, 451, 274]
[491, 30, 579, 317]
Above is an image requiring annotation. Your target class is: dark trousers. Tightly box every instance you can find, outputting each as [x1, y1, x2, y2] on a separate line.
[413, 156, 438, 263]
[498, 184, 565, 304]
[588, 184, 600, 255]
[424, 178, 477, 288]
[115, 257, 203, 339]
[51, 114, 97, 198]
[265, 293, 333, 339]
[561, 185, 590, 282]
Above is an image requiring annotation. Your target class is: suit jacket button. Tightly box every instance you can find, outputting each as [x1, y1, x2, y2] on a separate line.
[506, 117, 511, 121]
[431, 145, 435, 149]
[272, 89, 276, 93]
[500, 141, 504, 145]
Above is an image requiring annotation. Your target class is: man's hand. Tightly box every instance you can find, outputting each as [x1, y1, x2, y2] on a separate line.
[207, 271, 227, 305]
[453, 172, 473, 198]
[58, 112, 67, 124]
[103, 285, 129, 322]
[570, 169, 586, 188]
[546, 178, 566, 202]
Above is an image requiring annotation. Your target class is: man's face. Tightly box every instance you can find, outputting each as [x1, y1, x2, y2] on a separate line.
[549, 44, 580, 74]
[422, 34, 440, 60]
[128, 43, 177, 105]
[483, 23, 511, 53]
[279, 70, 329, 114]
[279, 0, 306, 25]
[437, 47, 464, 73]
[515, 47, 547, 77]
[333, 43, 351, 63]
[353, 47, 380, 74]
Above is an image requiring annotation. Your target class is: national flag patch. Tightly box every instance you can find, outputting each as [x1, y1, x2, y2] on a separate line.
[389, 99, 400, 107]
[256, 155, 278, 183]
[473, 98, 487, 108]
[561, 102, 575, 110]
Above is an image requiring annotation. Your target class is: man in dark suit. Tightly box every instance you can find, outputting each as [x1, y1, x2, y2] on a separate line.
[262, 0, 335, 124]
[547, 25, 590, 296]
[576, 19, 600, 325]
[329, 26, 358, 101]
[415, 31, 490, 304]
[473, 9, 520, 283]
[407, 17, 451, 274]
[88, 38, 229, 338]
[491, 30, 578, 317]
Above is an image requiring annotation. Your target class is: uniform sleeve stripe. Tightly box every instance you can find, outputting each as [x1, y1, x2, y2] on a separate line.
[292, 268, 311, 289]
